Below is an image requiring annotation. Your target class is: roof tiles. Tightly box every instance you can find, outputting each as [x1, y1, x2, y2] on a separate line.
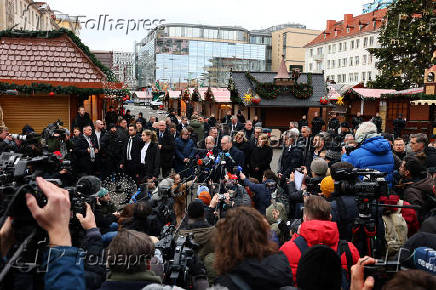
[0, 35, 105, 83]
[305, 9, 387, 47]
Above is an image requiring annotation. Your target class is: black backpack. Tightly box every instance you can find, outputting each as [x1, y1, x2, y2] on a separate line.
[294, 236, 353, 290]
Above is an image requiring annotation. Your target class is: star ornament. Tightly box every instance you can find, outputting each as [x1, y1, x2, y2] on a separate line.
[243, 93, 252, 102]
[336, 96, 344, 106]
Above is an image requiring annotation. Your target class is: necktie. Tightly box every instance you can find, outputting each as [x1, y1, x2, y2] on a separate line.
[127, 138, 132, 160]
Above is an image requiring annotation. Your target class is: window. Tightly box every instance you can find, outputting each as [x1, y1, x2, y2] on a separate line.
[355, 56, 359, 65]
[368, 54, 373, 64]
[332, 44, 336, 53]
[349, 57, 353, 66]
[328, 45, 331, 54]
[349, 73, 353, 82]
[363, 37, 368, 48]
[317, 62, 322, 71]
[344, 42, 347, 51]
[356, 39, 360, 48]
[327, 60, 330, 69]
[331, 60, 335, 68]
[339, 43, 342, 51]
[347, 27, 350, 33]
[342, 74, 346, 82]
[309, 63, 313, 71]
[368, 71, 372, 81]
[310, 49, 313, 57]
[338, 59, 341, 67]
[335, 31, 338, 37]
[354, 73, 359, 82]
[363, 55, 367, 65]
[369, 36, 374, 46]
[337, 75, 342, 83]
[343, 58, 347, 66]
[317, 47, 323, 55]
[362, 72, 366, 81]
[351, 40, 354, 49]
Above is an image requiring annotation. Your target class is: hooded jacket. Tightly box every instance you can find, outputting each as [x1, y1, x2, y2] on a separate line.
[189, 118, 204, 144]
[342, 136, 394, 186]
[215, 252, 293, 290]
[403, 176, 435, 222]
[280, 220, 360, 284]
[179, 219, 215, 260]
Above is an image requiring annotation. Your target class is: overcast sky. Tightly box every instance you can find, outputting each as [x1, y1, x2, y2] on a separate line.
[46, 0, 371, 52]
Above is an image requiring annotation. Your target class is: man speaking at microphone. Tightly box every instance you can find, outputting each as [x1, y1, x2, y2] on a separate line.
[220, 135, 245, 168]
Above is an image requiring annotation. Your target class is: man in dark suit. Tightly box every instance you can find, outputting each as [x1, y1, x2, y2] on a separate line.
[176, 116, 189, 132]
[120, 125, 142, 180]
[229, 116, 244, 137]
[72, 125, 98, 176]
[157, 121, 175, 178]
[105, 106, 118, 127]
[220, 135, 244, 168]
[72, 106, 94, 131]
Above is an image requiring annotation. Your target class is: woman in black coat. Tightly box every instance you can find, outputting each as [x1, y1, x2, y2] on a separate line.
[138, 130, 160, 182]
[250, 134, 273, 182]
[234, 131, 252, 174]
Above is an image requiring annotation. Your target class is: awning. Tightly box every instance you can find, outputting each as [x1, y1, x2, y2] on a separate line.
[390, 87, 424, 95]
[167, 88, 231, 102]
[411, 100, 436, 105]
[350, 88, 397, 99]
[168, 90, 181, 99]
[132, 90, 151, 99]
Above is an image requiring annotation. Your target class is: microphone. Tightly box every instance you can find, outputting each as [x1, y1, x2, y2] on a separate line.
[224, 152, 236, 164]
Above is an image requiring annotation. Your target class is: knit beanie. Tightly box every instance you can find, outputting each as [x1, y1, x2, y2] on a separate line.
[320, 176, 335, 199]
[97, 187, 109, 198]
[296, 245, 342, 290]
[188, 199, 205, 219]
[197, 185, 211, 206]
[310, 158, 328, 176]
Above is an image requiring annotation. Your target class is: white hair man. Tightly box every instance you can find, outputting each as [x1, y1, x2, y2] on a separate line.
[342, 122, 394, 186]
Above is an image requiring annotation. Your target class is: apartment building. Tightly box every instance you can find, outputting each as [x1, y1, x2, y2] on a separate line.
[304, 9, 387, 86]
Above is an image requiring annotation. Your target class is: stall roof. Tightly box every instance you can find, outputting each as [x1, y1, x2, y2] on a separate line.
[349, 88, 396, 99]
[230, 71, 327, 108]
[167, 88, 231, 102]
[133, 91, 151, 99]
[389, 87, 424, 95]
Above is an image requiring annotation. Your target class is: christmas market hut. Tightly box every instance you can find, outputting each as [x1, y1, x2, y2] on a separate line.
[0, 29, 127, 133]
[228, 57, 328, 129]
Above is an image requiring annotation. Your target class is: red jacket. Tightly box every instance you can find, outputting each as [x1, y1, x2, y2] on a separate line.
[280, 220, 360, 283]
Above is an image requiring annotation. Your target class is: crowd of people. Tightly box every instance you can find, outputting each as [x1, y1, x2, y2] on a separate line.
[0, 106, 435, 290]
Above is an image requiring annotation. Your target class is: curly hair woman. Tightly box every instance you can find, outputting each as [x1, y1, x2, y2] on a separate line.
[214, 207, 293, 289]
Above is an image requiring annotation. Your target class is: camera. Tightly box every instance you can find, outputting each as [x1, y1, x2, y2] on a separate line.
[155, 226, 203, 288]
[332, 168, 388, 198]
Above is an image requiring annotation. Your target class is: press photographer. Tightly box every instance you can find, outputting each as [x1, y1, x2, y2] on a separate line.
[287, 158, 329, 219]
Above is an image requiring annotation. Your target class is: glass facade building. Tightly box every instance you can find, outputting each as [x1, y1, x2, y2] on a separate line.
[136, 24, 272, 88]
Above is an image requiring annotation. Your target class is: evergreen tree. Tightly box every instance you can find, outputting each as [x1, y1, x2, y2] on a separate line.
[368, 0, 435, 90]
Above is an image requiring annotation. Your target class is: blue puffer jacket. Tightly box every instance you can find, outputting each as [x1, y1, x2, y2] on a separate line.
[342, 136, 394, 186]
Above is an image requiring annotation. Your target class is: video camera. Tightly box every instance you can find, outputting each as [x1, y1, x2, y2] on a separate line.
[155, 225, 203, 288]
[42, 119, 67, 141]
[332, 168, 388, 198]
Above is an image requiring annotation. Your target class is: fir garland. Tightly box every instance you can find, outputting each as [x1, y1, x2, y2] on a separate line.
[244, 72, 313, 100]
[227, 77, 242, 104]
[0, 82, 129, 97]
[192, 88, 200, 102]
[203, 87, 215, 103]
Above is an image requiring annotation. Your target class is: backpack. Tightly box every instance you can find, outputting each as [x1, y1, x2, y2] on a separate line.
[294, 236, 353, 290]
[382, 201, 408, 257]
